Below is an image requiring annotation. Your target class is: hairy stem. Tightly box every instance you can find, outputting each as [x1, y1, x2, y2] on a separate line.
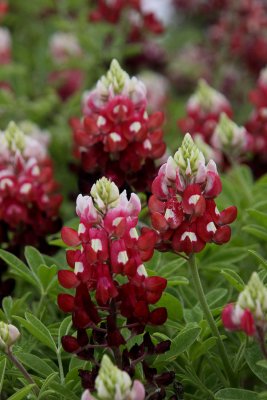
[188, 254, 236, 387]
[6, 348, 39, 396]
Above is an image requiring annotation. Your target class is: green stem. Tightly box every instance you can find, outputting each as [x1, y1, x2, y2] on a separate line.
[188, 254, 236, 387]
[6, 348, 39, 396]
[56, 350, 64, 384]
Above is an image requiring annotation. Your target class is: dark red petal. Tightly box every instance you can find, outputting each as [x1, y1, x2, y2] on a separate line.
[66, 250, 77, 269]
[61, 335, 79, 353]
[149, 307, 167, 325]
[240, 309, 256, 336]
[213, 225, 231, 244]
[151, 212, 168, 232]
[58, 294, 75, 312]
[58, 270, 79, 288]
[61, 227, 81, 247]
[219, 206, 237, 225]
[148, 111, 164, 129]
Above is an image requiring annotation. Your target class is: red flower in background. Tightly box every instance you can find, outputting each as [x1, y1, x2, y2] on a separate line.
[0, 121, 62, 250]
[71, 60, 166, 193]
[178, 79, 233, 144]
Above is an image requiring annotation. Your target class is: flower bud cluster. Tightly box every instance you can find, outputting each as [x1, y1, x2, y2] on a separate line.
[71, 60, 166, 192]
[0, 321, 20, 351]
[81, 355, 145, 400]
[0, 121, 62, 250]
[178, 80, 233, 143]
[58, 178, 171, 394]
[222, 272, 267, 337]
[148, 133, 237, 254]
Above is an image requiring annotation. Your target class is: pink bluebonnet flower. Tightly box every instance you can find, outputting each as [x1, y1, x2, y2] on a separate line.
[222, 272, 267, 338]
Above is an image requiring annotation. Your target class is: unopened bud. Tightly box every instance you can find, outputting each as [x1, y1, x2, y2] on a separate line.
[174, 133, 205, 177]
[5, 121, 25, 152]
[0, 321, 20, 351]
[91, 177, 120, 211]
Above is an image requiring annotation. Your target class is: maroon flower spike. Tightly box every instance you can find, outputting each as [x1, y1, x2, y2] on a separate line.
[71, 60, 166, 193]
[57, 177, 170, 392]
[147, 133, 237, 255]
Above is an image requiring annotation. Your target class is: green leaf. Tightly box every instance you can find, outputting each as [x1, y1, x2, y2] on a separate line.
[246, 345, 267, 384]
[0, 250, 38, 288]
[14, 313, 57, 352]
[15, 352, 56, 378]
[248, 250, 267, 270]
[215, 388, 258, 400]
[58, 316, 72, 350]
[206, 288, 228, 308]
[247, 209, 267, 230]
[221, 269, 245, 291]
[156, 292, 183, 320]
[156, 325, 201, 363]
[38, 264, 58, 292]
[7, 384, 36, 400]
[168, 276, 189, 286]
[25, 246, 45, 274]
[243, 225, 267, 241]
[0, 358, 6, 393]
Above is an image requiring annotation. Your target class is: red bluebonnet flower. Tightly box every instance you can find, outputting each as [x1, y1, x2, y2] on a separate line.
[0, 121, 62, 250]
[147, 133, 237, 255]
[89, 0, 164, 38]
[178, 80, 233, 144]
[209, 0, 267, 74]
[245, 66, 267, 175]
[48, 32, 84, 101]
[222, 272, 267, 339]
[58, 177, 174, 396]
[0, 27, 11, 65]
[71, 60, 166, 193]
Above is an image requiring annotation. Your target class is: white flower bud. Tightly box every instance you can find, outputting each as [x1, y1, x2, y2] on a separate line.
[95, 355, 132, 400]
[173, 133, 205, 178]
[91, 177, 120, 211]
[4, 121, 25, 153]
[0, 322, 20, 351]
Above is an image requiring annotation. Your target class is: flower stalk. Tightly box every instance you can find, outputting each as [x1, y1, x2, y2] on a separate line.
[188, 254, 236, 387]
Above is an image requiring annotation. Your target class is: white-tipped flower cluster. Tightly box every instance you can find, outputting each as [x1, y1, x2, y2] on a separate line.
[0, 322, 20, 351]
[237, 272, 267, 323]
[90, 177, 120, 211]
[0, 27, 11, 62]
[83, 60, 147, 114]
[188, 79, 230, 114]
[49, 32, 82, 64]
[81, 355, 145, 400]
[0, 121, 49, 164]
[211, 113, 249, 157]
